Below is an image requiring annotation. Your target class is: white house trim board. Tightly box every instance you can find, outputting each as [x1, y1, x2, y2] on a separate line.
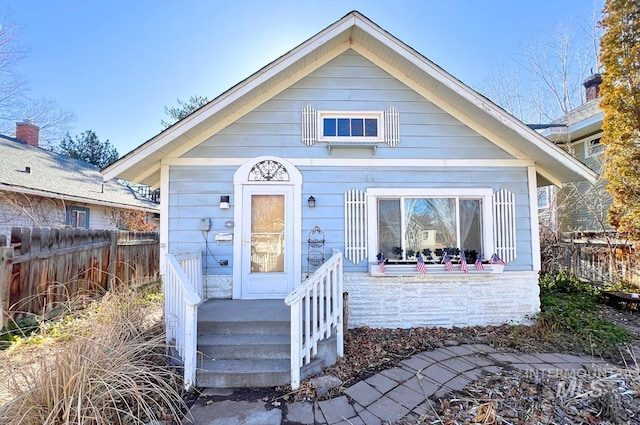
[130, 164, 161, 187]
[103, 11, 595, 190]
[528, 166, 541, 271]
[163, 157, 536, 168]
[165, 42, 354, 162]
[348, 28, 595, 184]
[160, 165, 170, 276]
[349, 45, 527, 160]
[102, 37, 353, 183]
[535, 166, 563, 188]
[350, 44, 595, 185]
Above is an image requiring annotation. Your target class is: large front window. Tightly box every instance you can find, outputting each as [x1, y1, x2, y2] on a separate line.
[368, 188, 493, 264]
[378, 197, 482, 260]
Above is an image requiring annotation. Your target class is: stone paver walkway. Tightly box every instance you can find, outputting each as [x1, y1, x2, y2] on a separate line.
[185, 343, 609, 424]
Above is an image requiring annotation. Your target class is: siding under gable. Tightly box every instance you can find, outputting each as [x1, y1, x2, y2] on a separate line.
[183, 50, 513, 161]
[168, 165, 533, 274]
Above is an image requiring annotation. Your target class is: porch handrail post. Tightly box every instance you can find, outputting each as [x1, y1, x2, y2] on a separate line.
[165, 252, 202, 390]
[334, 249, 344, 357]
[183, 300, 198, 389]
[285, 250, 343, 390]
[289, 299, 302, 390]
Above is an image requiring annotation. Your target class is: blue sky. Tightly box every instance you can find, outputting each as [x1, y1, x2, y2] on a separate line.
[3, 0, 603, 155]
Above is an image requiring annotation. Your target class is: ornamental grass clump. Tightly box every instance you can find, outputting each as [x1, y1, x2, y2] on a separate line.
[0, 288, 187, 425]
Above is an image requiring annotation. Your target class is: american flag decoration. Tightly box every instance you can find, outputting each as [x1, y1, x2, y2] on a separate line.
[378, 253, 386, 273]
[416, 252, 427, 274]
[460, 251, 468, 273]
[489, 253, 506, 265]
[442, 252, 454, 272]
[475, 254, 485, 271]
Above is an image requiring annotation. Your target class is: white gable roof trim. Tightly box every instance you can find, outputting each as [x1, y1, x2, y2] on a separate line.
[103, 11, 596, 187]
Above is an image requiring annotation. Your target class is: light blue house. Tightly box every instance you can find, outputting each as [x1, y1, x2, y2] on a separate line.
[103, 11, 596, 389]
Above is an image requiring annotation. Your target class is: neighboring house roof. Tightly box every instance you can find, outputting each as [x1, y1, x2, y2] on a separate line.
[542, 98, 604, 143]
[103, 10, 596, 188]
[0, 134, 159, 212]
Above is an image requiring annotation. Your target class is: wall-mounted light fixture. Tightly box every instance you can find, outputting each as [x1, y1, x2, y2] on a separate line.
[307, 196, 316, 208]
[220, 195, 230, 209]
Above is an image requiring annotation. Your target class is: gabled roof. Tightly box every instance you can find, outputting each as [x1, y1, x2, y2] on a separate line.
[103, 10, 596, 187]
[0, 135, 159, 212]
[542, 98, 603, 143]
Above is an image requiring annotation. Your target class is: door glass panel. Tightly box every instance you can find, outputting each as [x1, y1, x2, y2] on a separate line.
[251, 195, 285, 273]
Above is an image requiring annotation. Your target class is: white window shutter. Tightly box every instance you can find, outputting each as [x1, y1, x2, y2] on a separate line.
[493, 188, 517, 263]
[344, 188, 367, 264]
[302, 105, 317, 146]
[384, 106, 399, 147]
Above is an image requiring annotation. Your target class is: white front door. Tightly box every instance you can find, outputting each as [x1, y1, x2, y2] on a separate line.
[241, 185, 294, 298]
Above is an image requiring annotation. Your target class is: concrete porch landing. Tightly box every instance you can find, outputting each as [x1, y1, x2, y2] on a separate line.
[198, 299, 290, 324]
[196, 299, 328, 388]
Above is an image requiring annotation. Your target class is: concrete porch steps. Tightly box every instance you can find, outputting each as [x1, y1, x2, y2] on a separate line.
[196, 299, 327, 388]
[197, 359, 291, 388]
[198, 334, 290, 359]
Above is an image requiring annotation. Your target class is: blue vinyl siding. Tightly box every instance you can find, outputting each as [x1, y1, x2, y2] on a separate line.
[168, 165, 533, 273]
[184, 50, 512, 161]
[168, 49, 534, 274]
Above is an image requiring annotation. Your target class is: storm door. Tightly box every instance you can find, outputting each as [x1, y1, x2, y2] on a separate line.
[241, 186, 294, 298]
[233, 157, 302, 300]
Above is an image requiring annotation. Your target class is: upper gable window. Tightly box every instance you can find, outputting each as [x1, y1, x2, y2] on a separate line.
[318, 111, 383, 142]
[585, 134, 604, 158]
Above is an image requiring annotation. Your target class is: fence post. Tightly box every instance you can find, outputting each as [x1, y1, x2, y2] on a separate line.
[107, 231, 118, 290]
[0, 246, 14, 329]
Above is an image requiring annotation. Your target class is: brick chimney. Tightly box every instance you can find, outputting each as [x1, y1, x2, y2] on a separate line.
[583, 73, 602, 102]
[15, 120, 40, 147]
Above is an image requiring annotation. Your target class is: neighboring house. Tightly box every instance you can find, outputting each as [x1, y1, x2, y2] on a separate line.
[538, 74, 608, 235]
[0, 120, 160, 241]
[104, 11, 595, 330]
[537, 76, 638, 285]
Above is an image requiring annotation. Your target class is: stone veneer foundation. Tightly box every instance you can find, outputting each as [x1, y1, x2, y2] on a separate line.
[202, 271, 541, 329]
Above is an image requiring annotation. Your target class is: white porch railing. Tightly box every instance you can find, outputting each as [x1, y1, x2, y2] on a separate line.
[284, 249, 344, 390]
[164, 252, 203, 390]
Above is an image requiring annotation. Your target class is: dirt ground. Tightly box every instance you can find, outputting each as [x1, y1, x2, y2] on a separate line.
[0, 302, 638, 423]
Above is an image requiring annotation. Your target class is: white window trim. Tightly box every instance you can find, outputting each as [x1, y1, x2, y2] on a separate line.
[583, 133, 604, 158]
[365, 188, 494, 265]
[317, 110, 384, 143]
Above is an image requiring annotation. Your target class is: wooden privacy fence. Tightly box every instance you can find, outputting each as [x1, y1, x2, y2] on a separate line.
[558, 240, 640, 287]
[0, 227, 159, 327]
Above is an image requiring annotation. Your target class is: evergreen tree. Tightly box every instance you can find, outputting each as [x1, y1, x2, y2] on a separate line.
[58, 130, 119, 169]
[160, 95, 209, 128]
[599, 0, 640, 238]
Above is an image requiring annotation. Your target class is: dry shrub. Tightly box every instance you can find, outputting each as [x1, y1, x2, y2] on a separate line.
[0, 288, 187, 425]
